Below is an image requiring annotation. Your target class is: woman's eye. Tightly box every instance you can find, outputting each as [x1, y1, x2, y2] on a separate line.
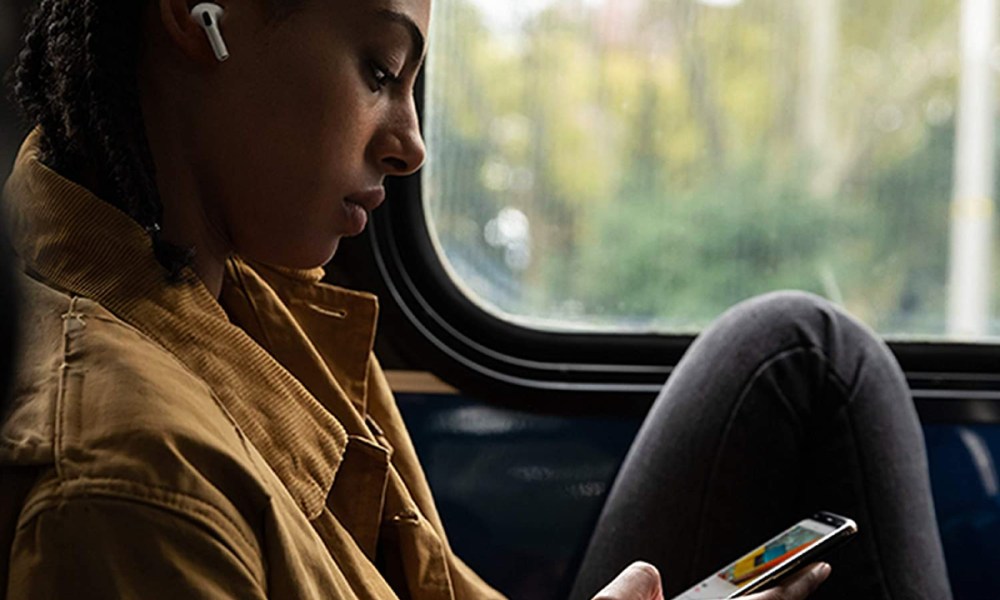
[369, 62, 399, 92]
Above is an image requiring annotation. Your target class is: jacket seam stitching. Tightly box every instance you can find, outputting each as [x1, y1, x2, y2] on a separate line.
[53, 296, 80, 481]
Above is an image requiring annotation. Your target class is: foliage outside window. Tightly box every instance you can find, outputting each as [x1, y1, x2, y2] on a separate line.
[424, 0, 1000, 340]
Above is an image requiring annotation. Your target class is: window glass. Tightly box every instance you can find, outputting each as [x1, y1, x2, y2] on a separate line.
[424, 0, 997, 339]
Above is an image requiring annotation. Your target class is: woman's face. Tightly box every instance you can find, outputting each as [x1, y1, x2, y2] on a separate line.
[163, 0, 429, 269]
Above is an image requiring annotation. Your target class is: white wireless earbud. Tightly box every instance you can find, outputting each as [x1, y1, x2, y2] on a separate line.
[190, 3, 230, 62]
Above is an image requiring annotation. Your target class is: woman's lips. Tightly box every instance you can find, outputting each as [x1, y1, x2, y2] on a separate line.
[341, 188, 385, 236]
[345, 188, 386, 212]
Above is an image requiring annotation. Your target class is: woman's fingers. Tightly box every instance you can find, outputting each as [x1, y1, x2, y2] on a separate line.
[590, 560, 828, 600]
[592, 561, 665, 600]
[746, 563, 832, 600]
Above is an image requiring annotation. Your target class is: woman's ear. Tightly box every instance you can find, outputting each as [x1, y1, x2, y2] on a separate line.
[156, 0, 223, 64]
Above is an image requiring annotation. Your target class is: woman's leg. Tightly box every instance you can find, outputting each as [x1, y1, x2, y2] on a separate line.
[569, 291, 952, 600]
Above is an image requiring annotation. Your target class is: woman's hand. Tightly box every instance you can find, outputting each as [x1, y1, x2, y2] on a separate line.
[591, 561, 832, 600]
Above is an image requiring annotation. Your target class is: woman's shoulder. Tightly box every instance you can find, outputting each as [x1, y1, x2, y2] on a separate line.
[1, 272, 269, 517]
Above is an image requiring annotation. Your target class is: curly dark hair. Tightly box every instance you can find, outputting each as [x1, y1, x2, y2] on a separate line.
[9, 0, 199, 280]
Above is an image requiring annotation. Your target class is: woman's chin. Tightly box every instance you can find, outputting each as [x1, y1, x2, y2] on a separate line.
[241, 236, 342, 270]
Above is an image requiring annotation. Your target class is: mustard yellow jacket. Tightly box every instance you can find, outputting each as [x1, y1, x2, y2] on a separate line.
[0, 131, 505, 600]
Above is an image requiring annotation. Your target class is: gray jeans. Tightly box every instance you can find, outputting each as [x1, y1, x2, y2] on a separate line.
[570, 291, 953, 600]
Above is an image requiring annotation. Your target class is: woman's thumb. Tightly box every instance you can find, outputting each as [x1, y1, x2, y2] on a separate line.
[592, 561, 665, 600]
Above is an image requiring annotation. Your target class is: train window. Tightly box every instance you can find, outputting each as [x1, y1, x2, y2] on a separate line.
[422, 0, 998, 340]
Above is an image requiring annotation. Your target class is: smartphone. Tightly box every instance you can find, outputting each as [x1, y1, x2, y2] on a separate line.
[672, 511, 858, 599]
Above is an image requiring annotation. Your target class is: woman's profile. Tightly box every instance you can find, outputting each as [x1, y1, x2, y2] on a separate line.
[0, 1, 952, 599]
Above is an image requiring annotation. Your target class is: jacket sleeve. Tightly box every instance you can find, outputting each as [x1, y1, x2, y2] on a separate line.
[6, 493, 268, 600]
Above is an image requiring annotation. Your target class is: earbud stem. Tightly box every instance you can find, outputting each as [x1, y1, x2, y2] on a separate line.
[205, 26, 230, 62]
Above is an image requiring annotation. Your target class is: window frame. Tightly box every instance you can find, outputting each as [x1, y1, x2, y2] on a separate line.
[341, 76, 1000, 425]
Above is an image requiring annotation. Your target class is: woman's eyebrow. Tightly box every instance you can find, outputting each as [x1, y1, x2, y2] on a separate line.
[375, 8, 426, 63]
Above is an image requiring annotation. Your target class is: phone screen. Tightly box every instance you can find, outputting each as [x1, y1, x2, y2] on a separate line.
[673, 518, 837, 599]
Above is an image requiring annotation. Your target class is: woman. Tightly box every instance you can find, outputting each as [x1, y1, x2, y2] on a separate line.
[0, 0, 951, 598]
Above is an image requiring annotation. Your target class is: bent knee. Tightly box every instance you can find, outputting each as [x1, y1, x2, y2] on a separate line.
[701, 290, 877, 359]
[734, 290, 835, 322]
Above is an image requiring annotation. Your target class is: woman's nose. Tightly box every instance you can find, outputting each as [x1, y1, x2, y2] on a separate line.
[377, 100, 426, 177]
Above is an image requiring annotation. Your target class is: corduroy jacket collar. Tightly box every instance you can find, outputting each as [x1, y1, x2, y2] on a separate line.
[3, 130, 381, 520]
